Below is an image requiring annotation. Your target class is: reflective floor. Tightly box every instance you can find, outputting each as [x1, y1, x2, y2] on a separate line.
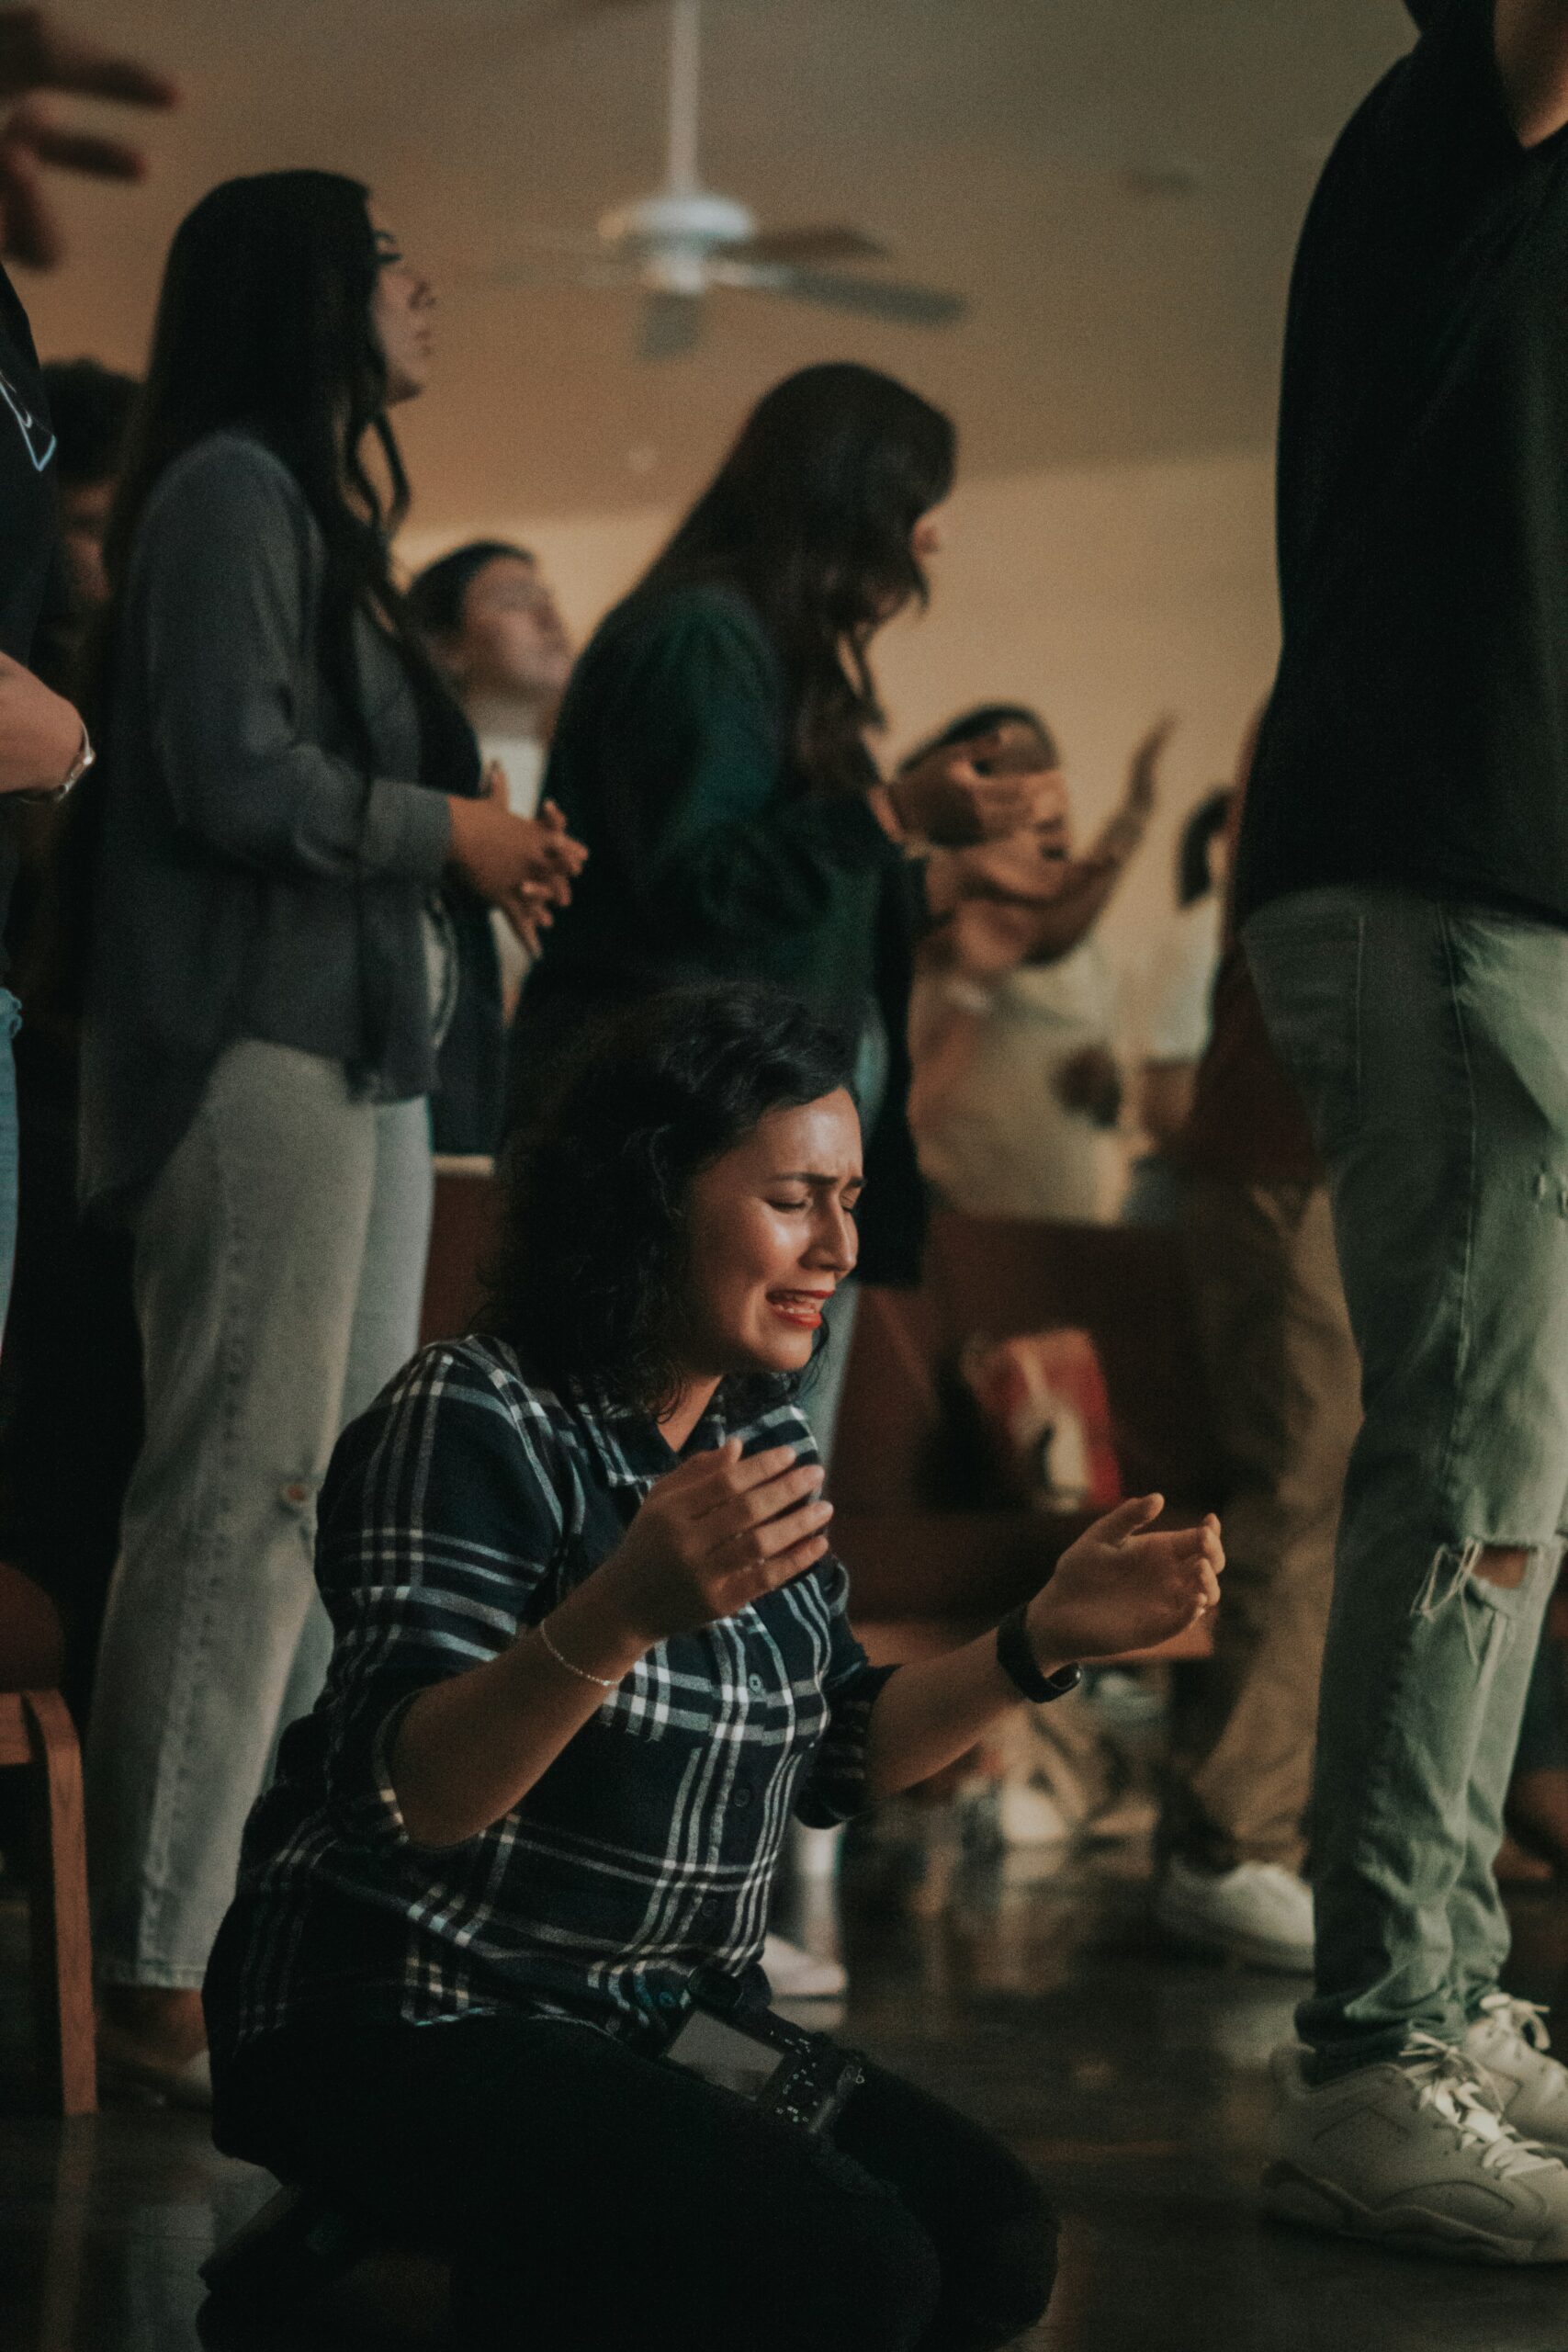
[6, 1840, 1568, 2350]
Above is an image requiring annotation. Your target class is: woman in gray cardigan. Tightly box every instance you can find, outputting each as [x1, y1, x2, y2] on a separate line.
[78, 172, 581, 2100]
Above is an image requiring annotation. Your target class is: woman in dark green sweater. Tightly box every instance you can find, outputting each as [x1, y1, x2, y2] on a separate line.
[513, 362, 1063, 1300]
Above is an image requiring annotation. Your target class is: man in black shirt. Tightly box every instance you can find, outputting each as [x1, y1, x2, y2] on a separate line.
[0, 10, 174, 1326]
[1238, 0, 1568, 2261]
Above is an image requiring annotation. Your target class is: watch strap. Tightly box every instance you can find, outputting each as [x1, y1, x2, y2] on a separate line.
[995, 1605, 1081, 1704]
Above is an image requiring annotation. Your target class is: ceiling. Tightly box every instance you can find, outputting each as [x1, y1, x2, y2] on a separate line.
[17, 0, 1415, 526]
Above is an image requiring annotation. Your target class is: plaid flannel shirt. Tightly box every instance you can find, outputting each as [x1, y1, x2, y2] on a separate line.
[205, 1335, 895, 2057]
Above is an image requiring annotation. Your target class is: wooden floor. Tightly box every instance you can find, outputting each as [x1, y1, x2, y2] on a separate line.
[6, 1838, 1568, 2350]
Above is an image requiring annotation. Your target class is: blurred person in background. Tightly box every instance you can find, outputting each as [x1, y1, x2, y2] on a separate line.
[0, 356, 140, 1720]
[409, 538, 584, 1153]
[506, 364, 1066, 2001]
[511, 362, 1067, 1464]
[908, 707, 1166, 1220]
[1152, 718, 1356, 1975]
[78, 172, 578, 2104]
[39, 359, 137, 622]
[1121, 784, 1232, 1227]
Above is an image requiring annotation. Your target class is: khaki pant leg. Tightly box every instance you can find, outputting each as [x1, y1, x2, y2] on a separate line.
[1172, 1179, 1360, 1869]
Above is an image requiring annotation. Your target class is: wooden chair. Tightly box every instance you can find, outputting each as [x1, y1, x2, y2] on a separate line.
[0, 1558, 96, 2114]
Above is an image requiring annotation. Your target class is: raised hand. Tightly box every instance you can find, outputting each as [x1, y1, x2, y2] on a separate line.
[597, 1438, 834, 1645]
[886, 731, 1068, 849]
[0, 9, 178, 269]
[1026, 1494, 1223, 1667]
[1122, 715, 1175, 822]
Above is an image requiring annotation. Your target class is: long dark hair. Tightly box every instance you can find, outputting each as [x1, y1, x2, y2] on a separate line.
[99, 170, 427, 751]
[482, 985, 856, 1417]
[637, 363, 955, 792]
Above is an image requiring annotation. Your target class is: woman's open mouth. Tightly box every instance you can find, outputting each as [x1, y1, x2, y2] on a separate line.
[766, 1289, 833, 1329]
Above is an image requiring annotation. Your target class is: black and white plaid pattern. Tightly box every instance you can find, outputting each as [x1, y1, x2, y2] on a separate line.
[207, 1336, 894, 2056]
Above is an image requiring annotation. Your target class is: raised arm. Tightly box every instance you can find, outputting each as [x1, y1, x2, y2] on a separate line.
[1494, 0, 1568, 146]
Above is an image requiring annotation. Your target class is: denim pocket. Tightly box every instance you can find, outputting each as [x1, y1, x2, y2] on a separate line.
[1244, 906, 1365, 1159]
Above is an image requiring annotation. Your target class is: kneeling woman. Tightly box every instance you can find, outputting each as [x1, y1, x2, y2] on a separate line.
[205, 984, 1223, 2352]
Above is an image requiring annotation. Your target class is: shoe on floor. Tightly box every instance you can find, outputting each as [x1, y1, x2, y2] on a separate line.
[97, 2022, 212, 2110]
[761, 1934, 847, 2000]
[1153, 1856, 1314, 1973]
[1464, 1993, 1568, 2156]
[1264, 2035, 1568, 2263]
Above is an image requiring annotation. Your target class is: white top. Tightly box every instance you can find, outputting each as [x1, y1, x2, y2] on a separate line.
[1142, 895, 1223, 1066]
[909, 941, 1122, 1221]
[479, 730, 547, 1007]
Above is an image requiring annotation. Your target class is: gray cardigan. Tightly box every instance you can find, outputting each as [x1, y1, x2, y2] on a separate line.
[79, 431, 452, 1221]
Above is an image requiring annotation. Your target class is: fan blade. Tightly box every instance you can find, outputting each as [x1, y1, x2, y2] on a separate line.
[713, 262, 966, 329]
[455, 258, 638, 290]
[505, 226, 618, 258]
[727, 224, 890, 267]
[640, 288, 705, 359]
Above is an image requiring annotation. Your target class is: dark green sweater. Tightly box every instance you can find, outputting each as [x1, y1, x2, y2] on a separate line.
[514, 578, 928, 1283]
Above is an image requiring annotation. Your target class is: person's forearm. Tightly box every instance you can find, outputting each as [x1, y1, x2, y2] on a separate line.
[390, 1570, 652, 1848]
[862, 1627, 1066, 1802]
[0, 655, 81, 795]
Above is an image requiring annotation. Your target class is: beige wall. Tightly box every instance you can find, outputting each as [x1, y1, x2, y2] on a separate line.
[403, 445, 1280, 1044]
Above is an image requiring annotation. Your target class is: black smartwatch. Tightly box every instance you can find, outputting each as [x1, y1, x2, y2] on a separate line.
[996, 1606, 1082, 1704]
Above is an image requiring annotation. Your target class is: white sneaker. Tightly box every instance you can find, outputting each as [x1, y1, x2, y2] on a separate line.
[1464, 1993, 1568, 2156]
[1265, 2035, 1568, 2263]
[761, 1934, 847, 2000]
[1154, 1856, 1314, 1973]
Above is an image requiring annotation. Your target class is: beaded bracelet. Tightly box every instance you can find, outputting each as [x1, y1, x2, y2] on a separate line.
[537, 1617, 623, 1690]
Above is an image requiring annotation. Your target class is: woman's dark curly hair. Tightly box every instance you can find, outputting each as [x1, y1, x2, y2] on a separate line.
[481, 985, 858, 1416]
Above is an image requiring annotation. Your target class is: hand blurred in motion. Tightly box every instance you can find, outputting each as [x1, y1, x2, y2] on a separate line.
[887, 725, 1068, 849]
[0, 7, 178, 270]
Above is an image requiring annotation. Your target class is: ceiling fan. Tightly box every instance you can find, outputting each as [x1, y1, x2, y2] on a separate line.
[487, 0, 967, 358]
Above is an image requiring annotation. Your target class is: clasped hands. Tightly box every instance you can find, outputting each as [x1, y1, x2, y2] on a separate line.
[447, 762, 590, 955]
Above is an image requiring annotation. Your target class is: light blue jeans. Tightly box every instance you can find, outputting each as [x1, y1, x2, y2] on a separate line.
[86, 1040, 434, 1988]
[1245, 888, 1568, 2076]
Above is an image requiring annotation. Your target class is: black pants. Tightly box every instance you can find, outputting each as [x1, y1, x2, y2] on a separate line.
[216, 2012, 1055, 2352]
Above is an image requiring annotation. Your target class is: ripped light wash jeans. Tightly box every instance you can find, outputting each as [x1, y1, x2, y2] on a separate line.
[1244, 888, 1568, 2078]
[86, 1040, 433, 1988]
